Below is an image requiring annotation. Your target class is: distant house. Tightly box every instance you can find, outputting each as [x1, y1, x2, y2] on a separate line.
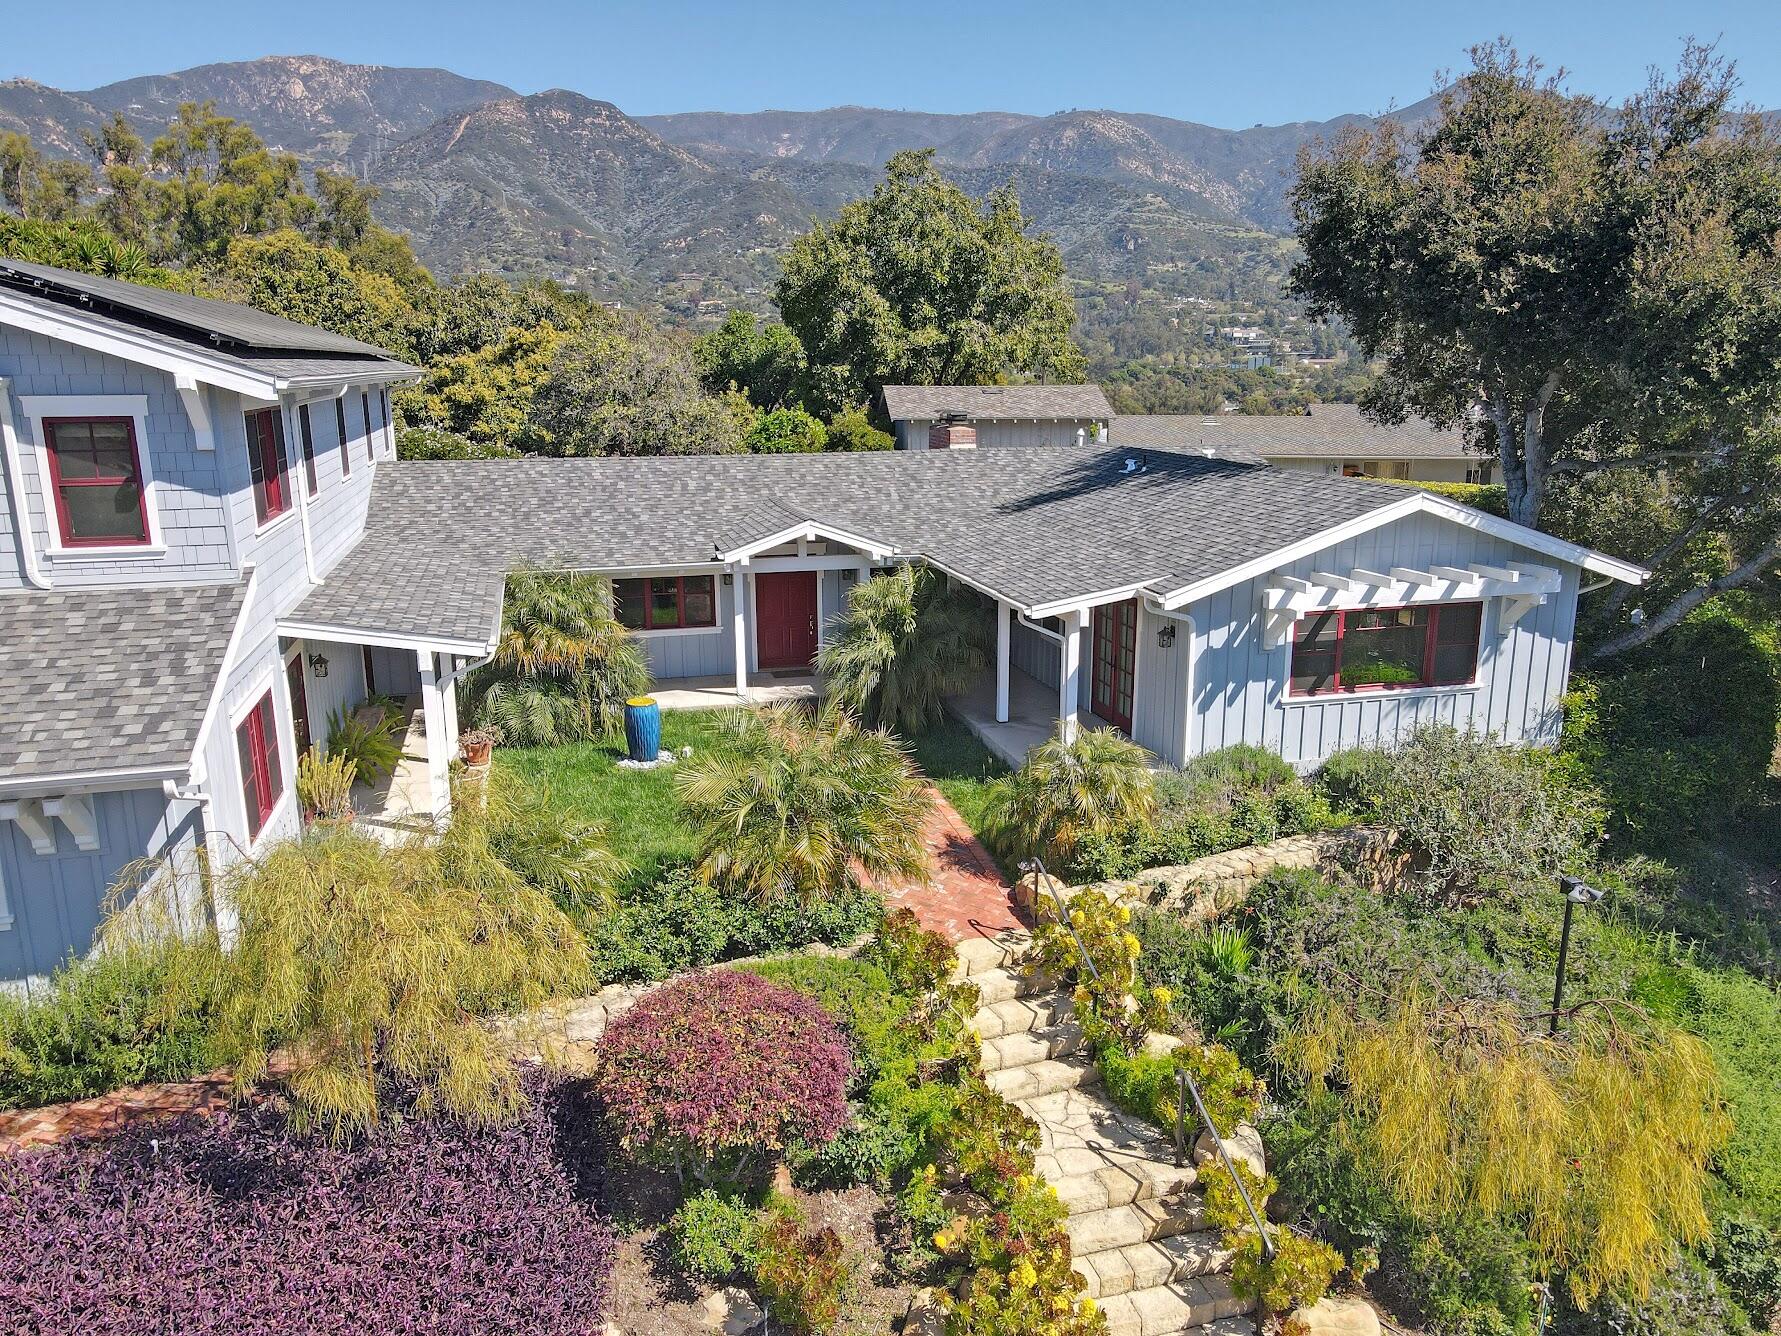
[1110, 403, 1492, 483]
[2, 266, 1636, 989]
[880, 384, 1112, 450]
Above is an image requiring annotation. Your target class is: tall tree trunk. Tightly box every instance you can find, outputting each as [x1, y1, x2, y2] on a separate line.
[1487, 372, 1561, 529]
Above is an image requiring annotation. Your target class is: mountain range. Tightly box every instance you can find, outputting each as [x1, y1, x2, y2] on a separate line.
[0, 54, 1446, 313]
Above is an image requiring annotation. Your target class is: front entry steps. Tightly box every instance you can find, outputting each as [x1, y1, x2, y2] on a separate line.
[953, 930, 1255, 1336]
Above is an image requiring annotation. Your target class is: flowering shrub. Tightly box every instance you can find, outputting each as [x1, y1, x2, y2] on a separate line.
[595, 969, 852, 1179]
[0, 1077, 615, 1335]
[754, 1195, 856, 1334]
[1031, 888, 1168, 1052]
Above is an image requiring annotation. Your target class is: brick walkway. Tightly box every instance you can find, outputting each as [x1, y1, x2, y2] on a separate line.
[0, 1054, 293, 1153]
[882, 787, 1029, 944]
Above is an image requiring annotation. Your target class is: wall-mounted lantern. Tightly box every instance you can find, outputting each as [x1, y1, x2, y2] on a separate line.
[307, 652, 330, 679]
[1157, 623, 1176, 649]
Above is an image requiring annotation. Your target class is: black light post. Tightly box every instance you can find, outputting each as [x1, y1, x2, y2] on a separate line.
[1551, 875, 1604, 1036]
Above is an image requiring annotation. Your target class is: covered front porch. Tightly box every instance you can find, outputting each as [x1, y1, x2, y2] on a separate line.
[945, 664, 1061, 770]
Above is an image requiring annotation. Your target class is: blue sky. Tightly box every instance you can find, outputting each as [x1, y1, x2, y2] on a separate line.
[8, 1, 1780, 125]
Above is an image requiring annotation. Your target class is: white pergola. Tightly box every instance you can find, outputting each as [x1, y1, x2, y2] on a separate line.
[1259, 559, 1564, 650]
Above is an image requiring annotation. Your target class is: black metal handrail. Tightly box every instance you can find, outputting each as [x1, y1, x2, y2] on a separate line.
[1019, 855, 1274, 1262]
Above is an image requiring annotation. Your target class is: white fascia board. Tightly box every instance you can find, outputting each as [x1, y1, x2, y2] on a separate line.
[717, 519, 897, 563]
[189, 566, 259, 773]
[1027, 581, 1164, 620]
[0, 764, 187, 798]
[1157, 492, 1646, 611]
[0, 290, 278, 398]
[273, 367, 423, 393]
[275, 619, 495, 658]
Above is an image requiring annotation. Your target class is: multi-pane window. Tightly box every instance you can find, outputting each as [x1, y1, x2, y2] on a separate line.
[235, 689, 283, 839]
[336, 398, 351, 478]
[1290, 602, 1482, 697]
[614, 575, 718, 630]
[42, 417, 149, 546]
[298, 404, 318, 497]
[244, 407, 290, 525]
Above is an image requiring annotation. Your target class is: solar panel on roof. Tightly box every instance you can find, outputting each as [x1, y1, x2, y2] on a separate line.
[0, 257, 396, 357]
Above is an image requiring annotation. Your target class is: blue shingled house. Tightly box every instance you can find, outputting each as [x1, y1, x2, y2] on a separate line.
[0, 260, 1645, 988]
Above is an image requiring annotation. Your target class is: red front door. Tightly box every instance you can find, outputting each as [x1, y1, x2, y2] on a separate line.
[755, 572, 819, 670]
[1091, 599, 1138, 732]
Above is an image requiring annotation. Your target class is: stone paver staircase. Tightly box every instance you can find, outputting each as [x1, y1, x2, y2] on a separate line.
[955, 929, 1256, 1336]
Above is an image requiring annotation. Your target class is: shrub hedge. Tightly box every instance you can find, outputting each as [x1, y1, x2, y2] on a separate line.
[0, 1077, 616, 1335]
[594, 969, 852, 1178]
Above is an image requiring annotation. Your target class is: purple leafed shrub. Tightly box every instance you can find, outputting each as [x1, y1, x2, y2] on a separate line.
[595, 968, 852, 1172]
[0, 1077, 616, 1336]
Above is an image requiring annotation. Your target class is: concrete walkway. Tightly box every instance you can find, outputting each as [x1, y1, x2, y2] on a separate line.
[880, 787, 1028, 944]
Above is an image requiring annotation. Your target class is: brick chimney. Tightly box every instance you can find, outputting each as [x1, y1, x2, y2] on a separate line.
[928, 411, 977, 450]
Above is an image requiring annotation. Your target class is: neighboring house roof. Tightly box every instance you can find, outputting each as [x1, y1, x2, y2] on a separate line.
[0, 581, 248, 789]
[288, 446, 1641, 651]
[1109, 403, 1475, 461]
[0, 258, 421, 395]
[881, 384, 1113, 421]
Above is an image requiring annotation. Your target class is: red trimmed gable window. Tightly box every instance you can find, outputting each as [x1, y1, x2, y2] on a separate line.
[42, 417, 150, 546]
[235, 690, 284, 838]
[1290, 601, 1483, 697]
[614, 576, 717, 630]
[245, 407, 291, 525]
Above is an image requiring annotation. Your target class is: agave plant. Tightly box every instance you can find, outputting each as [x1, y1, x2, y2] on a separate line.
[675, 704, 931, 904]
[817, 564, 990, 736]
[463, 565, 649, 746]
[985, 725, 1158, 869]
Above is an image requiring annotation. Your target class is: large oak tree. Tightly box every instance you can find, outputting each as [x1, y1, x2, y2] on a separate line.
[1290, 44, 1781, 656]
[775, 149, 1084, 416]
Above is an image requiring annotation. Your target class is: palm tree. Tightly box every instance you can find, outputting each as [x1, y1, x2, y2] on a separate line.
[464, 565, 649, 745]
[985, 725, 1157, 869]
[818, 564, 990, 736]
[675, 705, 932, 904]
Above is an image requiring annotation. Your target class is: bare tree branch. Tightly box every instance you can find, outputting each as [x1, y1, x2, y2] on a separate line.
[1588, 489, 1751, 623]
[1589, 533, 1781, 659]
[1547, 450, 1723, 477]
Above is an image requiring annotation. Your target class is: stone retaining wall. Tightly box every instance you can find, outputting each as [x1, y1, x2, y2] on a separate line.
[1018, 825, 1405, 924]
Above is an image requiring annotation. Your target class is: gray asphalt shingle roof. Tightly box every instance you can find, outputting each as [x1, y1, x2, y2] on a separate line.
[0, 581, 247, 786]
[1109, 404, 1475, 461]
[881, 384, 1113, 421]
[0, 259, 421, 387]
[290, 447, 1415, 646]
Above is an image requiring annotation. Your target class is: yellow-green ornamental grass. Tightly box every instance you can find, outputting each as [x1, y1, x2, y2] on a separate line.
[155, 775, 605, 1140]
[1286, 990, 1730, 1307]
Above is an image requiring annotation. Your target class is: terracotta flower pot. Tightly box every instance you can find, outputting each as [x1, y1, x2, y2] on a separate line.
[462, 738, 494, 767]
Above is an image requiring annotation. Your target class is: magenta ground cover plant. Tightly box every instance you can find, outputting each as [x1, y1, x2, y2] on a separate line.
[595, 968, 851, 1175]
[0, 1077, 615, 1336]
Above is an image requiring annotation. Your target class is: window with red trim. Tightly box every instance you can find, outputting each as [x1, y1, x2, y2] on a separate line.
[298, 404, 318, 497]
[361, 392, 374, 463]
[244, 408, 290, 525]
[235, 690, 284, 839]
[1290, 601, 1482, 696]
[42, 417, 150, 547]
[336, 398, 351, 477]
[614, 576, 717, 630]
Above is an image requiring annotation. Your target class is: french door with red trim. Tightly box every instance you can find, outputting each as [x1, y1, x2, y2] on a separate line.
[286, 653, 311, 756]
[1090, 599, 1138, 732]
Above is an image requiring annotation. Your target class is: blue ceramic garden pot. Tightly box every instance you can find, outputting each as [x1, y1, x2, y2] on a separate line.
[624, 696, 661, 762]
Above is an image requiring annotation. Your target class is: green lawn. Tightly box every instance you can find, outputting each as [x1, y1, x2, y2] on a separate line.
[496, 709, 735, 890]
[496, 708, 1010, 892]
[906, 716, 1009, 844]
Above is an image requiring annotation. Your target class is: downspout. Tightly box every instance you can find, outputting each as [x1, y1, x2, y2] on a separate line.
[0, 377, 49, 588]
[1016, 611, 1064, 644]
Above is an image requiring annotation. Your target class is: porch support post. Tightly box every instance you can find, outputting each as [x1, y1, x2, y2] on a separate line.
[1059, 608, 1086, 743]
[994, 600, 1012, 724]
[442, 656, 461, 757]
[417, 650, 451, 822]
[731, 564, 750, 701]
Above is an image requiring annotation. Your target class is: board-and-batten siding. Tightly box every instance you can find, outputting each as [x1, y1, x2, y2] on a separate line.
[1176, 510, 1579, 768]
[0, 788, 203, 992]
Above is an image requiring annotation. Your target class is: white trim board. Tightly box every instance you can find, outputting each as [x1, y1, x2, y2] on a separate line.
[15, 393, 167, 559]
